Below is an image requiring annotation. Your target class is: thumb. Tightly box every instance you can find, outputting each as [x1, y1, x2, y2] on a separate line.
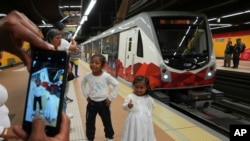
[28, 116, 47, 141]
[129, 99, 132, 104]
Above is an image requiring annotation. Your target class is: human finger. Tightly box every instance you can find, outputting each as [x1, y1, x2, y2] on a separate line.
[28, 115, 47, 141]
[6, 11, 54, 50]
[8, 11, 40, 36]
[12, 125, 28, 140]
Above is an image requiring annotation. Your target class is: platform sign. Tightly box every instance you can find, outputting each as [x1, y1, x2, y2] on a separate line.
[230, 124, 250, 141]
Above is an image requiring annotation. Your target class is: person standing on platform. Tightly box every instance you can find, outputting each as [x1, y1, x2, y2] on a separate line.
[81, 54, 119, 141]
[53, 22, 76, 108]
[232, 38, 246, 69]
[223, 40, 234, 67]
[69, 45, 82, 78]
[53, 22, 77, 51]
[32, 78, 44, 116]
[45, 28, 74, 119]
[121, 75, 156, 141]
[0, 84, 18, 140]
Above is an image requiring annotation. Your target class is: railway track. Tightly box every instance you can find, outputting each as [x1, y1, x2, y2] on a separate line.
[169, 101, 230, 137]
[153, 69, 250, 137]
[213, 69, 250, 104]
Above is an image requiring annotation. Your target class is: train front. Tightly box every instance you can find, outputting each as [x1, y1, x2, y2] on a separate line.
[151, 15, 220, 108]
[152, 15, 216, 90]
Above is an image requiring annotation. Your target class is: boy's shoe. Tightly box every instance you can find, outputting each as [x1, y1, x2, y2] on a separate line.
[39, 110, 43, 114]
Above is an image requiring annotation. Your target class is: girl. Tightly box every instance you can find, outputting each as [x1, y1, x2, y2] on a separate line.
[44, 86, 59, 124]
[122, 75, 156, 141]
[81, 54, 119, 141]
[69, 45, 82, 77]
[0, 84, 18, 140]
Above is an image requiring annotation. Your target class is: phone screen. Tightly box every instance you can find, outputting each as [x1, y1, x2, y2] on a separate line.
[23, 49, 69, 136]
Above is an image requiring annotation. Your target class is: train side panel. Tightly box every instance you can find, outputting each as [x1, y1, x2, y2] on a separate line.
[116, 27, 162, 87]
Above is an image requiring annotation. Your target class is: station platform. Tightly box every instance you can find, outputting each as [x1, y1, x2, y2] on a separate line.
[1, 59, 241, 141]
[216, 59, 250, 73]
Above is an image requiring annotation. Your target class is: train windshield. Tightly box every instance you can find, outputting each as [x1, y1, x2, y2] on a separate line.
[152, 16, 209, 70]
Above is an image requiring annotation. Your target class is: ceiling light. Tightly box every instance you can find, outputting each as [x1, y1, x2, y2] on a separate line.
[208, 10, 250, 21]
[73, 0, 97, 38]
[60, 15, 69, 22]
[210, 24, 232, 30]
[84, 0, 97, 16]
[222, 10, 250, 18]
[217, 18, 220, 23]
[244, 21, 250, 24]
[38, 24, 53, 28]
[42, 20, 46, 25]
[209, 23, 232, 26]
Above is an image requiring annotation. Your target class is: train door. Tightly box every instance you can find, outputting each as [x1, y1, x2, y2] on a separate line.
[124, 28, 138, 81]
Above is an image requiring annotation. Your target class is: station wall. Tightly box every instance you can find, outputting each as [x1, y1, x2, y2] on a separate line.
[213, 30, 250, 60]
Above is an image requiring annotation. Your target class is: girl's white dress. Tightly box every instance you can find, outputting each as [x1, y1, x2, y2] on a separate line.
[44, 93, 59, 122]
[0, 84, 10, 141]
[122, 93, 156, 141]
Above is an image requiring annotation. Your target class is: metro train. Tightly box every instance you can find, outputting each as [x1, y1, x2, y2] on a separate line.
[81, 11, 222, 109]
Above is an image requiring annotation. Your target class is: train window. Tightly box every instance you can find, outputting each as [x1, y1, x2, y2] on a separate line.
[137, 30, 143, 57]
[152, 16, 209, 70]
[128, 38, 132, 51]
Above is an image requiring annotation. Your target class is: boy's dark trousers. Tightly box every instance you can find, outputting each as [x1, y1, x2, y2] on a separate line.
[86, 100, 114, 140]
[33, 96, 42, 111]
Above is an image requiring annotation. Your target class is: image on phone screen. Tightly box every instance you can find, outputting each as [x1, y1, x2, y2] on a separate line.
[23, 50, 68, 132]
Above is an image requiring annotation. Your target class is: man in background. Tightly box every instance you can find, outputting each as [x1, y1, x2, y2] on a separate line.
[232, 38, 246, 69]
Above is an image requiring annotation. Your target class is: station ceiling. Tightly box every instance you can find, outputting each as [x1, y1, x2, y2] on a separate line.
[1, 0, 250, 42]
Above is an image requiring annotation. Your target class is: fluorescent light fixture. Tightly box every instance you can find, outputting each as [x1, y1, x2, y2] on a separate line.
[73, 25, 82, 38]
[84, 0, 97, 16]
[42, 20, 46, 25]
[59, 5, 82, 9]
[222, 10, 250, 18]
[80, 16, 88, 24]
[244, 21, 250, 24]
[209, 23, 232, 26]
[60, 15, 69, 22]
[208, 10, 250, 21]
[208, 18, 217, 22]
[66, 24, 78, 27]
[38, 24, 53, 28]
[70, 5, 82, 8]
[210, 24, 232, 30]
[73, 0, 96, 38]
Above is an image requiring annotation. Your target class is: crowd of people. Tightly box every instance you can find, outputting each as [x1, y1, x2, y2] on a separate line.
[0, 10, 157, 141]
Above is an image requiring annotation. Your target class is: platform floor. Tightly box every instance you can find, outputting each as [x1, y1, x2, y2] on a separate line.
[0, 59, 240, 141]
[216, 59, 250, 73]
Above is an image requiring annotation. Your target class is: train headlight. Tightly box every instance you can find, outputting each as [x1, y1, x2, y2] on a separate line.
[163, 74, 169, 79]
[160, 64, 171, 82]
[205, 70, 214, 79]
[207, 71, 213, 77]
[205, 64, 216, 79]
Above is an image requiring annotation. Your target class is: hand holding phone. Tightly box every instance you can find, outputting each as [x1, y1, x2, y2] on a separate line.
[22, 49, 69, 136]
[13, 112, 70, 141]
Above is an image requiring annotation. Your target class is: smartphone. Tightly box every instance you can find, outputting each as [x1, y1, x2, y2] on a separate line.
[23, 49, 69, 136]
